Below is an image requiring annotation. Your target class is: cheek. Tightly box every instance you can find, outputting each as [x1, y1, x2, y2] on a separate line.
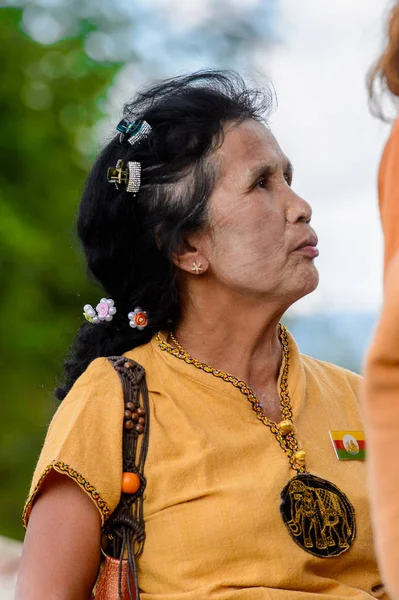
[208, 208, 286, 279]
[216, 200, 283, 254]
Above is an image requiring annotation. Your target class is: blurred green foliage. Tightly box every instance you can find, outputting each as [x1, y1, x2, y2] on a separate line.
[0, 7, 120, 540]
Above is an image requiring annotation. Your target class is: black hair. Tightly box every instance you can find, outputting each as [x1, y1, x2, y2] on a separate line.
[56, 70, 273, 401]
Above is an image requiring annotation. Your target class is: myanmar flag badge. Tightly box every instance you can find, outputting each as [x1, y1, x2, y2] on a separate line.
[329, 431, 366, 461]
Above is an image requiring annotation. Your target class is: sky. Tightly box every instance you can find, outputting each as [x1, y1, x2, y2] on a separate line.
[104, 0, 392, 316]
[266, 0, 392, 315]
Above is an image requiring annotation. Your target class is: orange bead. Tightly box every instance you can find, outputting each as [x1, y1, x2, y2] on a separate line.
[122, 472, 141, 494]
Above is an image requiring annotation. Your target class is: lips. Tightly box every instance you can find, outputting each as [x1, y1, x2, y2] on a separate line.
[292, 233, 319, 259]
[295, 234, 318, 252]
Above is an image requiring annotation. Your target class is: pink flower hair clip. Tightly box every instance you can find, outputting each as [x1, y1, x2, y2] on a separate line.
[83, 298, 116, 324]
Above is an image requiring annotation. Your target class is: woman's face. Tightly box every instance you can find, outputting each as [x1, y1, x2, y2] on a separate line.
[196, 119, 319, 307]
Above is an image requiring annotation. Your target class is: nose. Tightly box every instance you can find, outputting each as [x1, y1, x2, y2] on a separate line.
[286, 190, 312, 225]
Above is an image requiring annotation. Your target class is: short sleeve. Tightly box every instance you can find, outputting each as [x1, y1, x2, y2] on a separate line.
[23, 357, 124, 528]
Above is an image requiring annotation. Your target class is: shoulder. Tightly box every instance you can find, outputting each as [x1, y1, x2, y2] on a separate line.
[388, 116, 399, 147]
[49, 356, 126, 457]
[381, 117, 399, 161]
[72, 356, 118, 388]
[24, 357, 126, 528]
[366, 251, 399, 369]
[300, 353, 362, 397]
[123, 339, 153, 365]
[58, 357, 122, 413]
[379, 117, 399, 188]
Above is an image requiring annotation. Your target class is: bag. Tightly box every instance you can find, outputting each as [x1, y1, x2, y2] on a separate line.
[93, 556, 131, 600]
[92, 357, 150, 600]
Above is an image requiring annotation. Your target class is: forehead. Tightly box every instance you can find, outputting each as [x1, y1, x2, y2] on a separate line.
[217, 119, 286, 178]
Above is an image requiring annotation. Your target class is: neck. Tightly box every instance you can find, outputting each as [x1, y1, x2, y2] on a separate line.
[173, 286, 285, 389]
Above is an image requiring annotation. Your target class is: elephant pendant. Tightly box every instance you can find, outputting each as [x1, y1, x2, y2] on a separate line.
[280, 473, 356, 558]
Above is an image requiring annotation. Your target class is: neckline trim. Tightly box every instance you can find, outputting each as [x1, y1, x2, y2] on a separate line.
[155, 329, 289, 427]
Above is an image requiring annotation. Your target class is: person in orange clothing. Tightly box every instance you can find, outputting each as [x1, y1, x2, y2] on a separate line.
[370, 1, 399, 273]
[364, 2, 399, 599]
[378, 115, 399, 274]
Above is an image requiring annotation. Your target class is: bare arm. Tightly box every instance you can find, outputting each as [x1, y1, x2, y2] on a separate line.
[16, 471, 102, 600]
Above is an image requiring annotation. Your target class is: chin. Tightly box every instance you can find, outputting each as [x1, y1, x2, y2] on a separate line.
[292, 264, 319, 302]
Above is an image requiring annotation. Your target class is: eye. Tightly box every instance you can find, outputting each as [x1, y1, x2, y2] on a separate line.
[256, 178, 267, 189]
[284, 172, 292, 186]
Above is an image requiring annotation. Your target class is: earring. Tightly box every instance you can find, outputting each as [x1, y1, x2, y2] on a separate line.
[191, 262, 203, 275]
[128, 307, 148, 330]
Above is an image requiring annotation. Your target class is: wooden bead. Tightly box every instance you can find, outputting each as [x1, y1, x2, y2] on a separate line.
[124, 410, 132, 420]
[125, 402, 135, 411]
[122, 472, 140, 494]
[132, 412, 139, 422]
[124, 420, 134, 430]
[135, 424, 144, 434]
[138, 417, 145, 425]
[137, 407, 146, 416]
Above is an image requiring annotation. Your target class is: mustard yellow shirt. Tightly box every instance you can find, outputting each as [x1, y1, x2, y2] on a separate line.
[24, 331, 387, 599]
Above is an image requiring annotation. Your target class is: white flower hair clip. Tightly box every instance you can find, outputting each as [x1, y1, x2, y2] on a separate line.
[128, 307, 148, 330]
[83, 298, 116, 324]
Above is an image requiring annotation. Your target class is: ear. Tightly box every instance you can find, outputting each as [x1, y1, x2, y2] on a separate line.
[172, 236, 209, 276]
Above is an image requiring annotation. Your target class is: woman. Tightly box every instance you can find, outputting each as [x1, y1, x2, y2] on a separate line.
[17, 71, 387, 599]
[364, 2, 399, 598]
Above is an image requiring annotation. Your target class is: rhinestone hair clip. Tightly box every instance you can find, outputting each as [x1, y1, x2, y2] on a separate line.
[107, 159, 141, 195]
[108, 119, 151, 196]
[116, 118, 152, 146]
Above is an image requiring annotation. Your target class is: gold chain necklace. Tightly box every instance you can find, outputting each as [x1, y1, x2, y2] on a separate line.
[155, 324, 357, 558]
[165, 325, 307, 473]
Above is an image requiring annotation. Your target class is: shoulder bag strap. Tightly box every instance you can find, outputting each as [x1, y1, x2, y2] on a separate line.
[104, 356, 150, 600]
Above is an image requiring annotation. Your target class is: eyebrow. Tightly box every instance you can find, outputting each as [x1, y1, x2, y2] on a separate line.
[247, 159, 294, 184]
